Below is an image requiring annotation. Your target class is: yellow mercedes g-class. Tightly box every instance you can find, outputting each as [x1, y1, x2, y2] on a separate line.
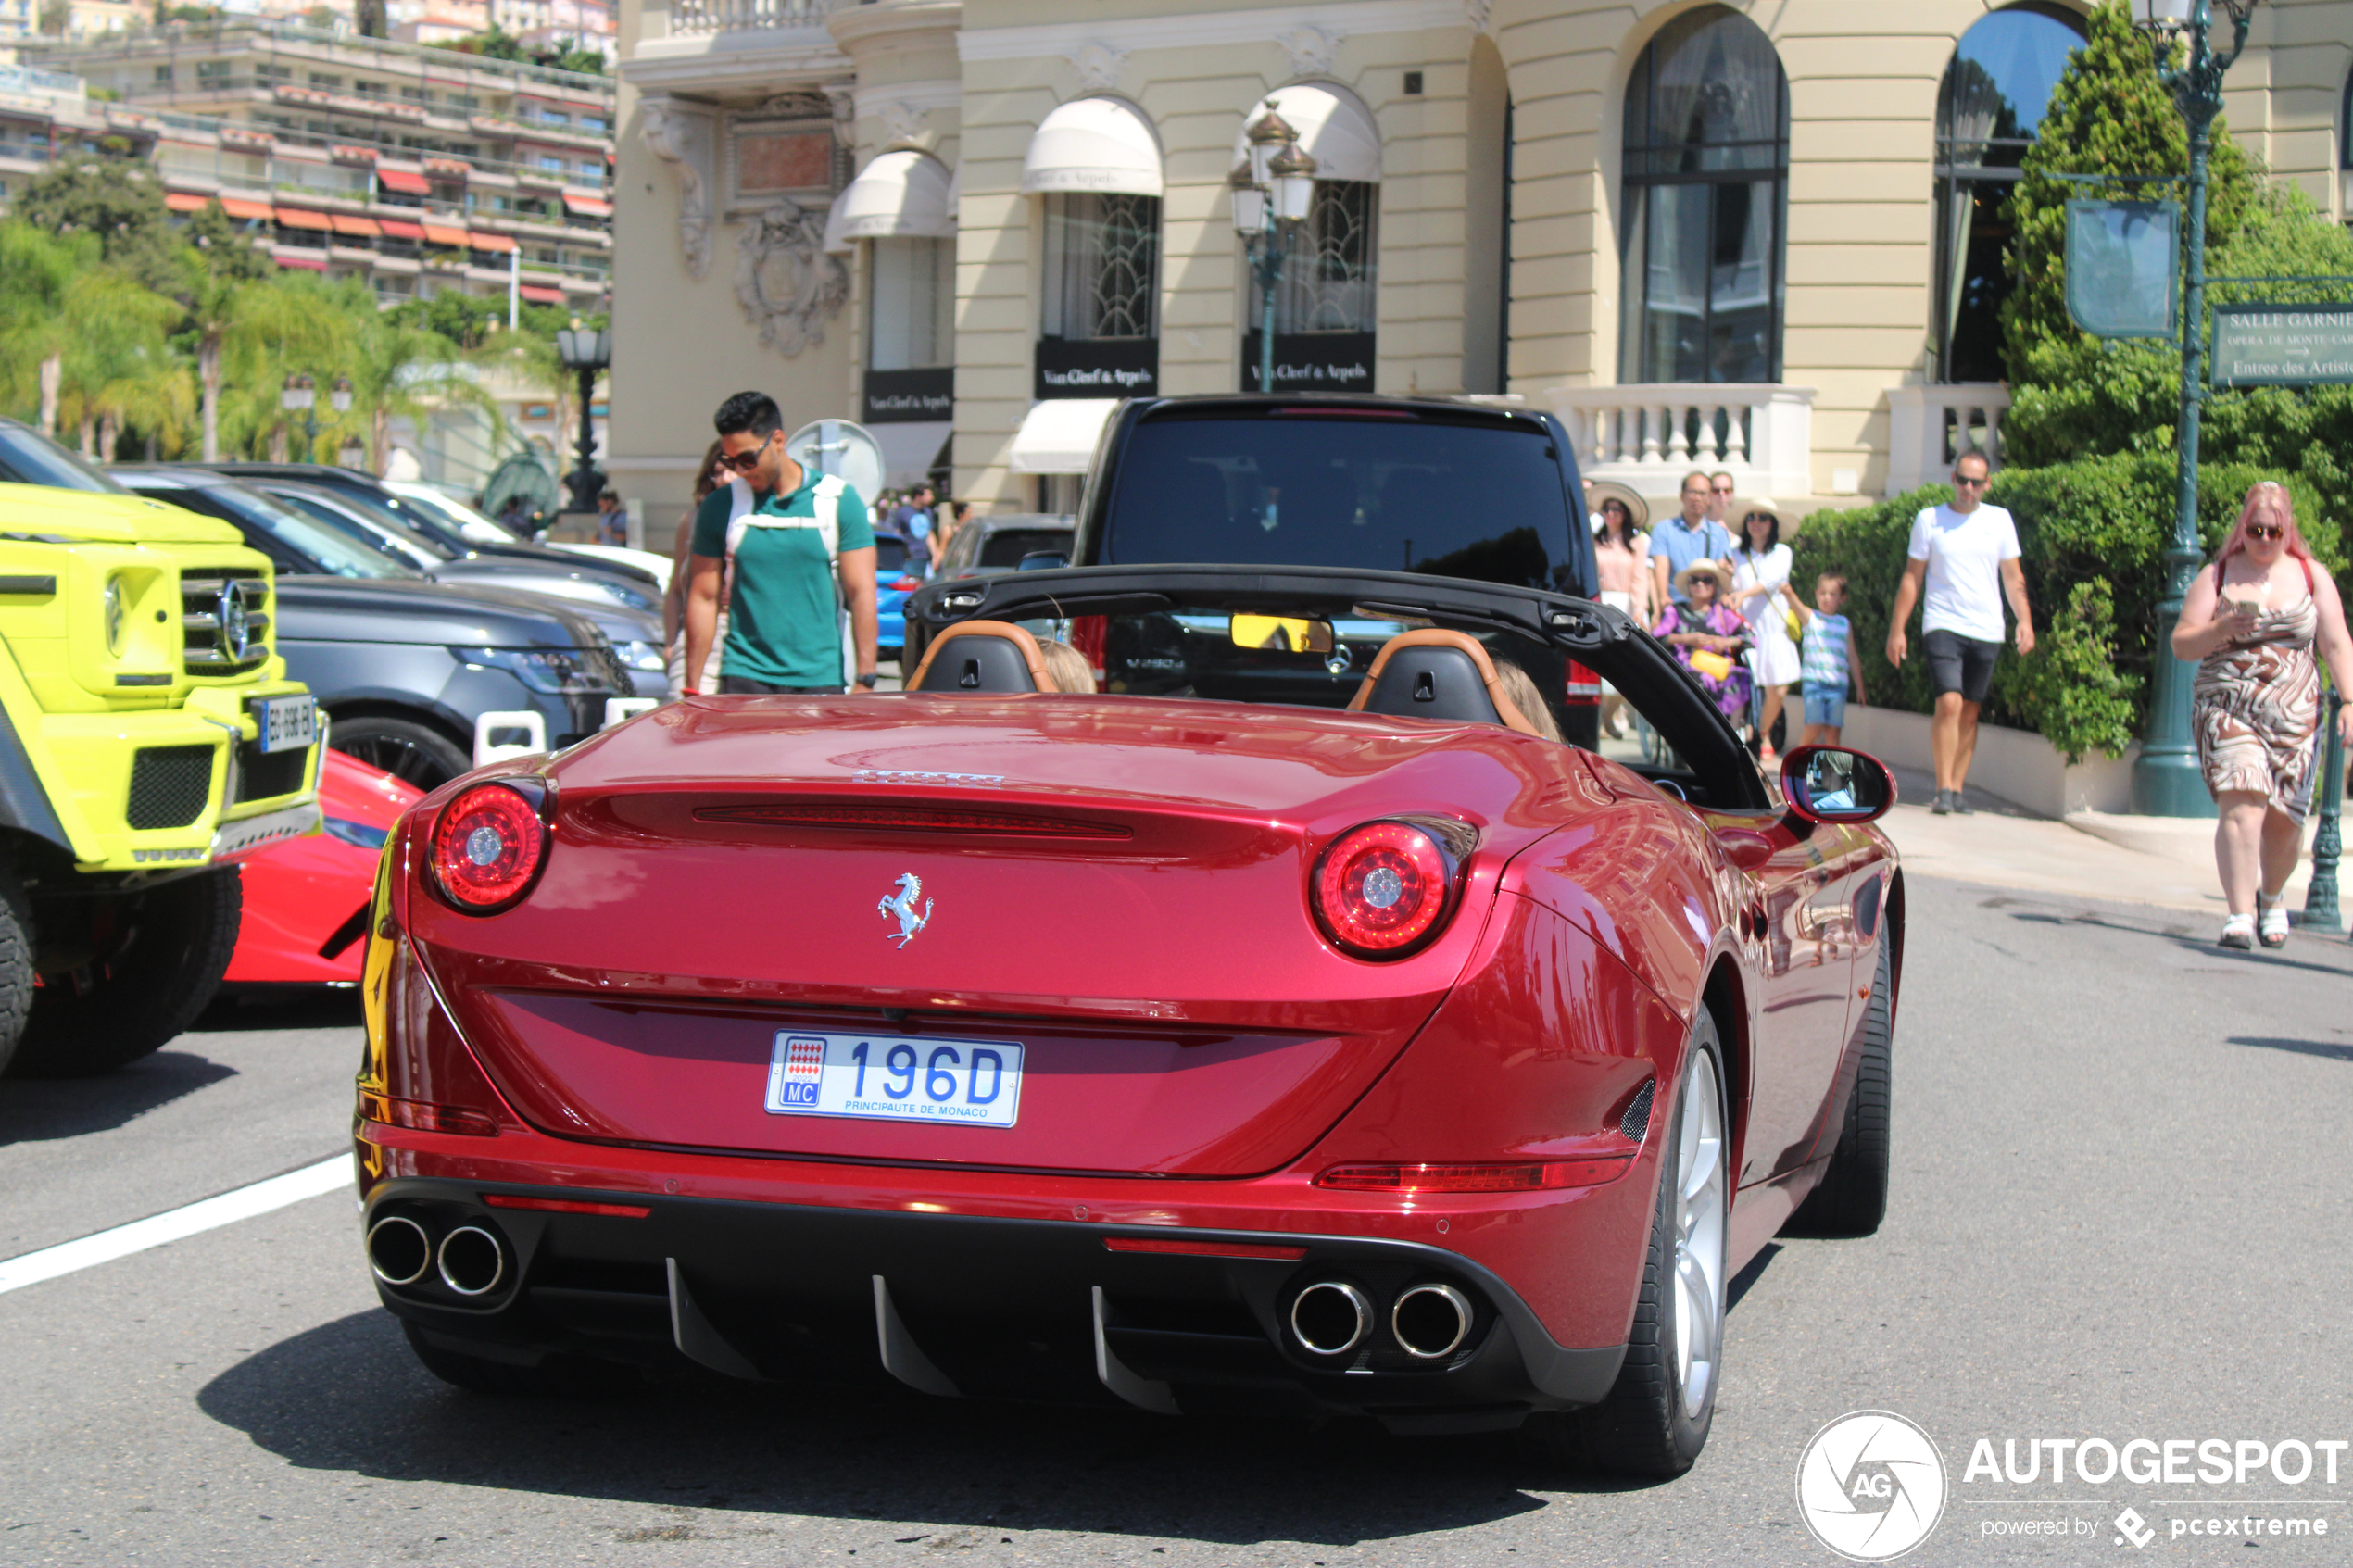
[0, 475, 322, 1077]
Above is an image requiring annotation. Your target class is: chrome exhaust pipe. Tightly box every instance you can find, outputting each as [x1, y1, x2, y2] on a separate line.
[436, 1224, 507, 1297]
[1289, 1281, 1372, 1356]
[1391, 1283, 1473, 1361]
[366, 1214, 432, 1286]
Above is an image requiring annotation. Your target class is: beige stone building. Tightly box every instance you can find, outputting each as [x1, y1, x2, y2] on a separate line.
[607, 0, 2353, 523]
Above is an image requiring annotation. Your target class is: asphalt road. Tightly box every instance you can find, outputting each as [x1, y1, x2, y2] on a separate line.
[5, 875, 2351, 1566]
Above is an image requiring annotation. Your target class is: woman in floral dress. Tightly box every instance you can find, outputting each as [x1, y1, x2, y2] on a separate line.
[2171, 482, 2353, 949]
[1655, 561, 1754, 729]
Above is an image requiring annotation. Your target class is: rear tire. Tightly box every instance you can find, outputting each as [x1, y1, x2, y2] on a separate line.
[6, 868, 242, 1078]
[1530, 1016, 1729, 1476]
[332, 716, 471, 792]
[0, 868, 34, 1077]
[401, 1322, 639, 1398]
[1784, 935, 1893, 1238]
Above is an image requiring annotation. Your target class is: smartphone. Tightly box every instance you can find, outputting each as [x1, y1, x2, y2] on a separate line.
[2229, 597, 2262, 617]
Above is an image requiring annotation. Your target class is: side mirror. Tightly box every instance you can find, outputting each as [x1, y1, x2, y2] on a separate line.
[1016, 550, 1069, 571]
[1780, 746, 1895, 826]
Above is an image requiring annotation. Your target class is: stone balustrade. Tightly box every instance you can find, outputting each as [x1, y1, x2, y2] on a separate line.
[1886, 383, 2010, 494]
[1541, 383, 1817, 504]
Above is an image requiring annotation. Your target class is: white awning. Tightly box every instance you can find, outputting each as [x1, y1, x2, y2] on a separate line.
[871, 420, 952, 487]
[1233, 83, 1381, 184]
[1008, 399, 1120, 474]
[823, 149, 955, 255]
[1021, 97, 1163, 197]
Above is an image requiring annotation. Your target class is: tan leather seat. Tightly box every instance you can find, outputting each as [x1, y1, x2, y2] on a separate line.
[1346, 628, 1543, 736]
[904, 620, 1051, 694]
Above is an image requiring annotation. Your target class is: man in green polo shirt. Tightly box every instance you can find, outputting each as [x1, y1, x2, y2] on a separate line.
[681, 391, 880, 696]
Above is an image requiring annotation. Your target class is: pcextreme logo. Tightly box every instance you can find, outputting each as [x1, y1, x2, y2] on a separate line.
[1797, 1411, 1950, 1561]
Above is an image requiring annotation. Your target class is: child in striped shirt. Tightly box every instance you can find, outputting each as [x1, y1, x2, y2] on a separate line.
[1781, 573, 1868, 747]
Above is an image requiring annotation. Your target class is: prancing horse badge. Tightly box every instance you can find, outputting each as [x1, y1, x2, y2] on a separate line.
[878, 872, 932, 947]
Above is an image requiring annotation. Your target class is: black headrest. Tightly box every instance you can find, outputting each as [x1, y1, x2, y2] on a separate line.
[911, 633, 1039, 694]
[1356, 645, 1505, 724]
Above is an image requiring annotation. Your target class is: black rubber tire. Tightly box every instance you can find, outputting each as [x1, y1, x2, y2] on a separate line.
[1530, 1015, 1727, 1478]
[0, 867, 34, 1077]
[332, 715, 472, 792]
[6, 868, 243, 1079]
[1784, 935, 1894, 1238]
[401, 1321, 639, 1398]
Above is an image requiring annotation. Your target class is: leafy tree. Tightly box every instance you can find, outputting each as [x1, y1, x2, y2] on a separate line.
[182, 196, 271, 282]
[0, 225, 93, 435]
[11, 158, 183, 293]
[552, 44, 606, 77]
[2000, 0, 2258, 385]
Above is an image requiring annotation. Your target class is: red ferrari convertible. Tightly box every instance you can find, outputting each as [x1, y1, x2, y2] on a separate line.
[355, 565, 1901, 1475]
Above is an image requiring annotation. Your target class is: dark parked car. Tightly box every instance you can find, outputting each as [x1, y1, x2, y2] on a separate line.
[199, 463, 660, 596]
[250, 478, 669, 698]
[111, 470, 635, 786]
[932, 513, 1076, 580]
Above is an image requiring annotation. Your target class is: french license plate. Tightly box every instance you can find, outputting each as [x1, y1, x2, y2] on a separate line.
[251, 694, 317, 755]
[763, 1031, 1024, 1128]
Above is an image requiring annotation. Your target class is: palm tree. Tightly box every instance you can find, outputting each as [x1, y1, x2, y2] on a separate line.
[313, 278, 488, 473]
[0, 223, 94, 435]
[53, 268, 185, 459]
[215, 273, 354, 460]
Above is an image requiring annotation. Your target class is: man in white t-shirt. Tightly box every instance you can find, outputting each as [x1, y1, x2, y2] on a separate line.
[1886, 450, 2036, 814]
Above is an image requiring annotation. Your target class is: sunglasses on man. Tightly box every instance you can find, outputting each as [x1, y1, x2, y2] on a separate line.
[718, 437, 774, 474]
[1954, 473, 1988, 488]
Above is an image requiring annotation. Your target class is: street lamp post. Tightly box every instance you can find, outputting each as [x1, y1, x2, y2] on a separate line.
[280, 372, 315, 458]
[553, 321, 610, 514]
[2305, 686, 2344, 932]
[2128, 0, 2259, 818]
[1229, 107, 1317, 395]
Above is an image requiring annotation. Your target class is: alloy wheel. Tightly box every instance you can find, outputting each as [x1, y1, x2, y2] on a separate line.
[1672, 1043, 1728, 1420]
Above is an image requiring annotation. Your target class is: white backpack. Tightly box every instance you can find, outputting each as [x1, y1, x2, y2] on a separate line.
[720, 471, 854, 687]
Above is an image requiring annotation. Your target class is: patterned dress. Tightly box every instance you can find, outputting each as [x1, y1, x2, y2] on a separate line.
[1655, 601, 1755, 726]
[2193, 570, 2321, 819]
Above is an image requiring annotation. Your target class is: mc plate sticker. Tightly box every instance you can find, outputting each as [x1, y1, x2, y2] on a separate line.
[763, 1031, 1025, 1128]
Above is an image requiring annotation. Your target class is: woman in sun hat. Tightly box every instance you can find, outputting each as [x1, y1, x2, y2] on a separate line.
[1729, 500, 1800, 760]
[1591, 482, 1651, 738]
[1655, 559, 1754, 728]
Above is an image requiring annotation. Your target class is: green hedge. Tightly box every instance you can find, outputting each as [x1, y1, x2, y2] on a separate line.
[1789, 457, 2343, 762]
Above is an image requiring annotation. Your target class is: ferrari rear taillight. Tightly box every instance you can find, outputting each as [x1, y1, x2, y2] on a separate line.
[359, 1089, 499, 1137]
[1315, 1158, 1631, 1192]
[429, 781, 548, 913]
[1313, 820, 1453, 957]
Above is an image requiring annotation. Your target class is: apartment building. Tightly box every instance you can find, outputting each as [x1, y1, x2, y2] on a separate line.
[605, 0, 2353, 520]
[19, 19, 615, 306]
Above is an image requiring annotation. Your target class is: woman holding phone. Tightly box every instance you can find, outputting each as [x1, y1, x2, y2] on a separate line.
[2170, 482, 2353, 949]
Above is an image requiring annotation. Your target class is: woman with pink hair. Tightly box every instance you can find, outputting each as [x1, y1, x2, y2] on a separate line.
[2169, 482, 2353, 948]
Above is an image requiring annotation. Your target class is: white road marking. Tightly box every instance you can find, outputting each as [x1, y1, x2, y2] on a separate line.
[0, 1155, 352, 1296]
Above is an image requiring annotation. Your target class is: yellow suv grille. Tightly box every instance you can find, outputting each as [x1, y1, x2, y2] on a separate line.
[181, 568, 271, 674]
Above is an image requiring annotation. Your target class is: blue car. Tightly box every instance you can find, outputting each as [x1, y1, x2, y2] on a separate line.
[874, 533, 924, 659]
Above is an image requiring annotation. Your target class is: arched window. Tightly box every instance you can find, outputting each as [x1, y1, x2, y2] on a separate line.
[1024, 96, 1164, 400]
[1619, 6, 1788, 385]
[1936, 4, 2085, 382]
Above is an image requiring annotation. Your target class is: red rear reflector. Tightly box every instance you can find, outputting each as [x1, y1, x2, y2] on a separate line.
[1565, 661, 1604, 703]
[1101, 1236, 1309, 1261]
[359, 1090, 499, 1137]
[483, 1193, 652, 1218]
[694, 804, 1131, 838]
[1315, 1158, 1631, 1193]
[1267, 407, 1416, 420]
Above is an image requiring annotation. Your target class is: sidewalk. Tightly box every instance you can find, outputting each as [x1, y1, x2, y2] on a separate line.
[1875, 761, 2334, 924]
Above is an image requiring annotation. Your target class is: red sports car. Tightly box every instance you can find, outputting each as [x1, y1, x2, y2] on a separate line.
[355, 566, 1901, 1475]
[225, 749, 422, 986]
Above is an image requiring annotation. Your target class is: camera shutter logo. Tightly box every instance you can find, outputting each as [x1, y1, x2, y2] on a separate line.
[1795, 1411, 1948, 1561]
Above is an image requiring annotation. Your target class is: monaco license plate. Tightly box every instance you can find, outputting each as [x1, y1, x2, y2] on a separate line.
[251, 694, 317, 755]
[763, 1031, 1024, 1128]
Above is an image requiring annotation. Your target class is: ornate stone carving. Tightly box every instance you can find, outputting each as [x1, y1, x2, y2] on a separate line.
[744, 89, 835, 122]
[640, 94, 716, 281]
[822, 83, 857, 147]
[733, 195, 849, 357]
[875, 98, 928, 146]
[1277, 24, 1341, 78]
[1066, 42, 1127, 93]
